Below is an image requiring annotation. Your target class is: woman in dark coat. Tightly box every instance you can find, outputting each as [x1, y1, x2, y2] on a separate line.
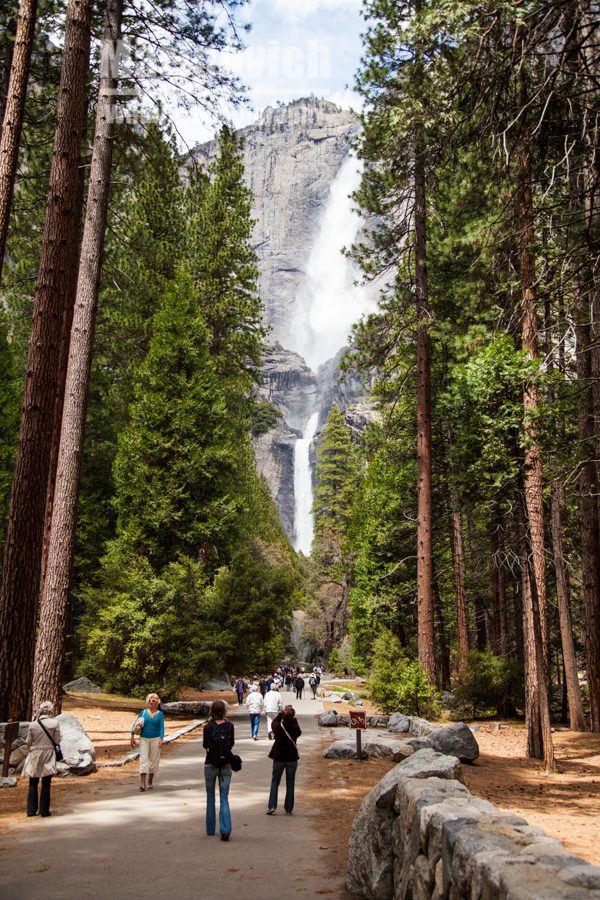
[266, 705, 301, 815]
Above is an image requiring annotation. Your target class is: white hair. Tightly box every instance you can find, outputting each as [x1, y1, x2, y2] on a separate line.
[38, 701, 54, 717]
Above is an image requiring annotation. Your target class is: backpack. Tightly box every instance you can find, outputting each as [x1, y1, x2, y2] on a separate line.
[309, 676, 316, 687]
[208, 721, 233, 768]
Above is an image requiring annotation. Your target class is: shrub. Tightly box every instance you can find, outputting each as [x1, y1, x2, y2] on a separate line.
[368, 629, 440, 717]
[454, 650, 523, 717]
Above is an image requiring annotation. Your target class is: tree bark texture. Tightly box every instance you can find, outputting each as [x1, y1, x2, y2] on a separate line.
[491, 526, 508, 656]
[0, 0, 92, 723]
[0, 0, 38, 282]
[0, 14, 17, 133]
[517, 137, 549, 670]
[550, 479, 587, 731]
[467, 513, 488, 651]
[450, 491, 470, 675]
[32, 0, 124, 716]
[520, 514, 555, 771]
[414, 140, 435, 684]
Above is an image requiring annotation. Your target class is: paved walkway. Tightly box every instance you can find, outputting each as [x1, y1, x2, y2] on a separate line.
[1, 695, 345, 899]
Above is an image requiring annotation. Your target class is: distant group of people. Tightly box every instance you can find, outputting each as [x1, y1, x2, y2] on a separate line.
[234, 665, 323, 711]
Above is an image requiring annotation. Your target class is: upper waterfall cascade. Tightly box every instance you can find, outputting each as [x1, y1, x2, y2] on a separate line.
[289, 155, 377, 554]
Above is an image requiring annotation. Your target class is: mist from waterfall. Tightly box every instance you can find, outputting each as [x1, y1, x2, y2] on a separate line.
[293, 411, 319, 554]
[287, 154, 377, 373]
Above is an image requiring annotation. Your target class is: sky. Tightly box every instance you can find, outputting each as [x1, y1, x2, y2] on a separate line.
[175, 0, 365, 148]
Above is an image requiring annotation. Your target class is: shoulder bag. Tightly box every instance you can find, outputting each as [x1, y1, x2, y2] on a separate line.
[280, 721, 300, 759]
[38, 717, 63, 762]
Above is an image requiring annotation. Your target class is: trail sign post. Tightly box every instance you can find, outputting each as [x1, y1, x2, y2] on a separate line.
[350, 709, 367, 760]
[2, 721, 20, 777]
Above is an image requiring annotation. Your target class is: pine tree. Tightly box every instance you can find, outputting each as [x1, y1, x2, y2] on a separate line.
[313, 405, 357, 536]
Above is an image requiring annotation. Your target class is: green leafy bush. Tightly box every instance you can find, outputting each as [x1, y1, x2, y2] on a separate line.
[368, 629, 440, 717]
[328, 648, 342, 675]
[251, 401, 283, 436]
[454, 650, 523, 717]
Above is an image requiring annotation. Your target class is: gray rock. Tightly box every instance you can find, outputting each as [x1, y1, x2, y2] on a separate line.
[326, 693, 343, 703]
[409, 717, 435, 737]
[364, 740, 414, 763]
[440, 691, 458, 710]
[161, 701, 210, 718]
[405, 737, 433, 752]
[323, 740, 358, 760]
[388, 713, 411, 734]
[63, 676, 102, 694]
[9, 744, 28, 767]
[318, 710, 341, 727]
[341, 691, 359, 702]
[367, 715, 389, 728]
[55, 713, 96, 776]
[0, 776, 17, 788]
[428, 723, 480, 763]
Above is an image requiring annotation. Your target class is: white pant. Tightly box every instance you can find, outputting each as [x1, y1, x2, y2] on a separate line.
[266, 713, 278, 735]
[139, 737, 161, 774]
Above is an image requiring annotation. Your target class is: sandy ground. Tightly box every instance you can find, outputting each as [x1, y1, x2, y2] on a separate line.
[0, 690, 234, 827]
[2, 686, 599, 894]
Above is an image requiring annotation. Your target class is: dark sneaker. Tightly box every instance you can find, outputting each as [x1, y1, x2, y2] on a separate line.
[221, 832, 230, 841]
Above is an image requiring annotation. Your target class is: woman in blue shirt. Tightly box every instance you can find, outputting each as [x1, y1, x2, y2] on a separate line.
[130, 692, 165, 791]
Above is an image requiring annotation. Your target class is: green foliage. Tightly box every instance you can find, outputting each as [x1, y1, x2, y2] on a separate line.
[454, 651, 524, 717]
[251, 400, 283, 436]
[368, 630, 440, 717]
[328, 648, 342, 676]
[314, 404, 359, 537]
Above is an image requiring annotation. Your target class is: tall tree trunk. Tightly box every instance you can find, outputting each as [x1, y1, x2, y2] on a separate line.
[0, 0, 38, 282]
[39, 146, 87, 590]
[0, 0, 92, 723]
[550, 479, 587, 731]
[517, 135, 549, 669]
[491, 525, 508, 656]
[433, 570, 450, 690]
[567, 153, 600, 732]
[0, 14, 17, 131]
[450, 489, 469, 675]
[414, 136, 435, 683]
[32, 0, 124, 715]
[467, 513, 488, 651]
[520, 506, 555, 771]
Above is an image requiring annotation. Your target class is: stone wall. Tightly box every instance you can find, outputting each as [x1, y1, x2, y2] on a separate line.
[347, 748, 600, 900]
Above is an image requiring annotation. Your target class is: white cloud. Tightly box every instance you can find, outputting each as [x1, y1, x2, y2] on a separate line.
[261, 0, 362, 23]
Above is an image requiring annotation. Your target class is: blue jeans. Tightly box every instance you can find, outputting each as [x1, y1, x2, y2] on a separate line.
[204, 764, 232, 835]
[268, 760, 298, 813]
[249, 713, 260, 738]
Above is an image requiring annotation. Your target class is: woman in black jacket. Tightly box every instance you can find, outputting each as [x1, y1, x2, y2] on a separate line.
[266, 705, 301, 815]
[203, 700, 235, 840]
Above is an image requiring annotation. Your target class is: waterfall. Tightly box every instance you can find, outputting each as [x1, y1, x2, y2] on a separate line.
[288, 155, 377, 554]
[287, 155, 377, 371]
[293, 411, 319, 554]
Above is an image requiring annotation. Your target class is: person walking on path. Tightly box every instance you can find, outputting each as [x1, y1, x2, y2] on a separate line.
[246, 684, 264, 739]
[203, 699, 235, 841]
[309, 674, 318, 699]
[22, 700, 62, 818]
[235, 677, 246, 706]
[266, 705, 301, 815]
[294, 674, 305, 700]
[264, 682, 283, 739]
[130, 692, 164, 792]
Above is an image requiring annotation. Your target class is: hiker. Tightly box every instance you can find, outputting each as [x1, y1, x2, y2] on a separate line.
[235, 677, 246, 706]
[246, 684, 264, 740]
[285, 672, 293, 692]
[309, 674, 318, 699]
[264, 682, 283, 739]
[130, 692, 165, 792]
[203, 699, 235, 841]
[266, 705, 301, 815]
[294, 674, 305, 700]
[22, 700, 62, 818]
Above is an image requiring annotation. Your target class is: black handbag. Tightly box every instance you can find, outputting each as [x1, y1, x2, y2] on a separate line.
[38, 717, 63, 762]
[229, 753, 242, 772]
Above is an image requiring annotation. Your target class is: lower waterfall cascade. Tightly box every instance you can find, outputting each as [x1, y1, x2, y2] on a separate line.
[293, 411, 320, 554]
